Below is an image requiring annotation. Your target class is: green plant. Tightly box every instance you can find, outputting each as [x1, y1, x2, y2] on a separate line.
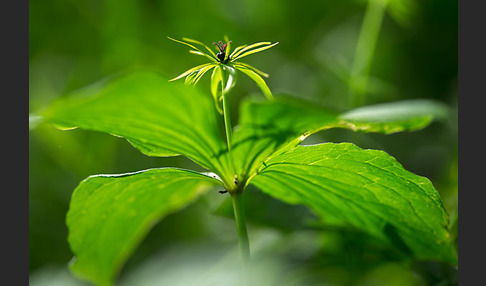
[34, 37, 456, 286]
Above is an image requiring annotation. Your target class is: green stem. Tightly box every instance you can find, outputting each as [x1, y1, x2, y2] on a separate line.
[221, 67, 232, 152]
[231, 191, 250, 264]
[220, 66, 249, 267]
[222, 92, 232, 152]
[349, 0, 388, 108]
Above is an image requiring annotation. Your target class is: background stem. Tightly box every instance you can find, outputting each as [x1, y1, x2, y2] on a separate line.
[349, 0, 388, 107]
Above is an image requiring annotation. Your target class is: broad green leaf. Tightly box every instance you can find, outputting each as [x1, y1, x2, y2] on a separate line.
[41, 71, 235, 186]
[67, 168, 221, 286]
[231, 97, 338, 186]
[338, 99, 449, 134]
[231, 97, 449, 186]
[250, 143, 456, 263]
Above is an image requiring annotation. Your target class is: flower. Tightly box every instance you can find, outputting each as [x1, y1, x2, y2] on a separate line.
[168, 36, 278, 113]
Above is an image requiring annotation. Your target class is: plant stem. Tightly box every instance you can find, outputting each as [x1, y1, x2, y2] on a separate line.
[221, 67, 232, 152]
[231, 191, 250, 265]
[349, 0, 388, 108]
[222, 92, 232, 152]
[220, 66, 249, 268]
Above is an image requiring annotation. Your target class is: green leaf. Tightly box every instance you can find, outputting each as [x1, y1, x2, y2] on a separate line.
[250, 143, 456, 263]
[67, 168, 221, 286]
[231, 97, 449, 185]
[231, 97, 338, 185]
[41, 71, 234, 186]
[338, 99, 449, 134]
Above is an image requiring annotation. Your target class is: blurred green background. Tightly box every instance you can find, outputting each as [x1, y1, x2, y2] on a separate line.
[29, 0, 457, 285]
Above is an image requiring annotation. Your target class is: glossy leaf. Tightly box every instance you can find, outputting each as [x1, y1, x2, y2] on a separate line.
[338, 99, 449, 134]
[231, 97, 449, 185]
[250, 143, 456, 263]
[67, 168, 221, 286]
[231, 97, 338, 186]
[41, 71, 234, 186]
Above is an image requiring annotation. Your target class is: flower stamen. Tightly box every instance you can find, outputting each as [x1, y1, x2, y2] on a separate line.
[213, 41, 232, 63]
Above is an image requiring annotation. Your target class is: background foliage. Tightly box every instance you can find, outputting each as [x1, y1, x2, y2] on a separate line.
[29, 0, 457, 285]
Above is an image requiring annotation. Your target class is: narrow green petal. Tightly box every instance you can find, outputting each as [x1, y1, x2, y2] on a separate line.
[232, 42, 272, 60]
[169, 63, 214, 82]
[184, 71, 198, 85]
[229, 45, 248, 59]
[188, 50, 217, 62]
[167, 36, 218, 62]
[221, 66, 237, 94]
[210, 66, 223, 114]
[235, 65, 274, 101]
[230, 42, 271, 59]
[190, 64, 216, 86]
[182, 37, 218, 59]
[231, 42, 279, 61]
[223, 35, 232, 62]
[233, 62, 269, 78]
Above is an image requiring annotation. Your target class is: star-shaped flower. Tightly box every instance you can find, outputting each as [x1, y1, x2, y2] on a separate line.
[168, 36, 278, 113]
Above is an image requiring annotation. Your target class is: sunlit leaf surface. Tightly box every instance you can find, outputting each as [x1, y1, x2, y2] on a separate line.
[231, 97, 447, 185]
[251, 143, 456, 263]
[231, 97, 338, 185]
[41, 71, 235, 186]
[338, 99, 449, 134]
[67, 168, 221, 286]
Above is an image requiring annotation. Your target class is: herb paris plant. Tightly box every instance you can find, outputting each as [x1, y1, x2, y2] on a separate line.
[36, 37, 456, 286]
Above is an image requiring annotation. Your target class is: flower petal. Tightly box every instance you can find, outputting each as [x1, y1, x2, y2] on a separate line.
[168, 36, 218, 62]
[169, 63, 215, 82]
[182, 37, 218, 59]
[233, 62, 269, 78]
[229, 45, 248, 59]
[210, 66, 223, 114]
[190, 64, 216, 86]
[235, 65, 274, 101]
[231, 42, 278, 61]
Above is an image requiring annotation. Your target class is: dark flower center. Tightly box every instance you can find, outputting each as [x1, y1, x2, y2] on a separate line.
[213, 40, 232, 63]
